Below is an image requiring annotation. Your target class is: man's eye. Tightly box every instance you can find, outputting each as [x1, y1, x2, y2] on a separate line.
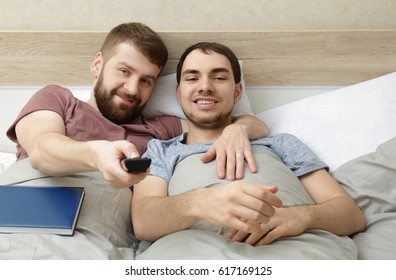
[214, 76, 226, 80]
[141, 79, 152, 86]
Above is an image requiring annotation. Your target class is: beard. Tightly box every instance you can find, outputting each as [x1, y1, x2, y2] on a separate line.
[183, 109, 232, 130]
[93, 72, 144, 125]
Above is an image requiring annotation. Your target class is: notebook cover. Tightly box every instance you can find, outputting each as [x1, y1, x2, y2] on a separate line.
[0, 185, 84, 236]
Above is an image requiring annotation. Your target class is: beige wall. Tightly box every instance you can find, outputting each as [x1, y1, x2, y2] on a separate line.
[1, 0, 396, 31]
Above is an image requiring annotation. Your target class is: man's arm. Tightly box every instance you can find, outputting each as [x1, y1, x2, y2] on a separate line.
[232, 114, 270, 140]
[229, 169, 366, 246]
[200, 114, 270, 180]
[296, 169, 366, 235]
[132, 175, 282, 242]
[15, 110, 145, 188]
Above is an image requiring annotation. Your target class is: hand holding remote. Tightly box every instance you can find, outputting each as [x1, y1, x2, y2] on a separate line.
[123, 157, 151, 173]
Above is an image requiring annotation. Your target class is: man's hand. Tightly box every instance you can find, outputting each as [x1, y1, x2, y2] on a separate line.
[194, 182, 282, 233]
[91, 140, 149, 189]
[201, 124, 257, 180]
[228, 206, 309, 246]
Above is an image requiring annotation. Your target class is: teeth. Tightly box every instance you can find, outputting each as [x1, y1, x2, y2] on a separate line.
[197, 100, 214, 105]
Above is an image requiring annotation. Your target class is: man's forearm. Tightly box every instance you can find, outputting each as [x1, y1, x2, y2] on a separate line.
[27, 132, 99, 175]
[132, 189, 204, 241]
[232, 115, 269, 139]
[297, 196, 365, 236]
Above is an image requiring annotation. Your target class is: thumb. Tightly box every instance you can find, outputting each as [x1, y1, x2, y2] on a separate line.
[266, 185, 279, 194]
[200, 146, 216, 163]
[121, 142, 139, 159]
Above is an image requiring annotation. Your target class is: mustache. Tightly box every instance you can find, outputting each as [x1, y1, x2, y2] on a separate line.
[111, 89, 141, 103]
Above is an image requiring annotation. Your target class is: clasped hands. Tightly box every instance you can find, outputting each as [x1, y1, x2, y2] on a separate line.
[227, 204, 310, 247]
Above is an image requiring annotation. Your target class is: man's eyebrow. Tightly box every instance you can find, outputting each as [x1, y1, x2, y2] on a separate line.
[182, 67, 230, 75]
[211, 67, 230, 74]
[181, 69, 199, 75]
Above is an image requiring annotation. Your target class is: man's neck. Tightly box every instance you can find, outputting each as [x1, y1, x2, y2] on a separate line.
[185, 124, 228, 145]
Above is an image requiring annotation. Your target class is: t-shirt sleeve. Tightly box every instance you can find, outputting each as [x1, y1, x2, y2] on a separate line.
[143, 138, 173, 182]
[6, 85, 73, 143]
[270, 133, 329, 177]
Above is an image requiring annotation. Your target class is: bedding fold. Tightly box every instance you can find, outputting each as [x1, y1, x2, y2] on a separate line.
[0, 158, 137, 260]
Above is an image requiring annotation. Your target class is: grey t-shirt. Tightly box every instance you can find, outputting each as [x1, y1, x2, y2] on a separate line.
[143, 133, 328, 183]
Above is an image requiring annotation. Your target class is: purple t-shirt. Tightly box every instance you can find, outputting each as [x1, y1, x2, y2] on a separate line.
[7, 85, 182, 160]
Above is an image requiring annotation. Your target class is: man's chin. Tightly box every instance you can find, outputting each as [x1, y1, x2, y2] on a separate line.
[118, 110, 145, 124]
[187, 118, 223, 129]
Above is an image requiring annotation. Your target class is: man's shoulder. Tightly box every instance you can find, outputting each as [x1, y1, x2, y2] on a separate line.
[270, 133, 298, 140]
[33, 85, 75, 101]
[39, 84, 73, 95]
[255, 133, 300, 144]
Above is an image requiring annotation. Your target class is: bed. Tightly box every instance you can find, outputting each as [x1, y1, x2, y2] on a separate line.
[1, 29, 396, 260]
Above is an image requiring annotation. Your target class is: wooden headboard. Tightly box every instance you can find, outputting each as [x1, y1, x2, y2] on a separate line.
[1, 30, 396, 87]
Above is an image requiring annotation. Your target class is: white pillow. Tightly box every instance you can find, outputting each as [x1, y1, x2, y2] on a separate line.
[142, 71, 253, 119]
[256, 72, 396, 172]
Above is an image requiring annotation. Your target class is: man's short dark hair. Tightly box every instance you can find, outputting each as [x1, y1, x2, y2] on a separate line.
[176, 42, 241, 84]
[100, 22, 168, 70]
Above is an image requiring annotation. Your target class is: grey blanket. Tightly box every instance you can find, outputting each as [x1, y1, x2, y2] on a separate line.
[333, 136, 396, 259]
[2, 138, 396, 260]
[137, 150, 357, 260]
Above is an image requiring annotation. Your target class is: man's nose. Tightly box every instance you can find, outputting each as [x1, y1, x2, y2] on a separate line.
[124, 77, 140, 95]
[199, 76, 214, 93]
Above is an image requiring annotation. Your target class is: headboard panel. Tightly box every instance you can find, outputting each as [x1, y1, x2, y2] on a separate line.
[1, 30, 396, 87]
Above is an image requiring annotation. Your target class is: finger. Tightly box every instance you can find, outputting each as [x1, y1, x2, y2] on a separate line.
[113, 166, 149, 189]
[234, 151, 245, 180]
[243, 149, 257, 174]
[230, 203, 272, 225]
[118, 170, 149, 188]
[227, 228, 238, 239]
[267, 185, 279, 194]
[118, 141, 139, 159]
[129, 152, 139, 159]
[242, 184, 283, 209]
[228, 216, 250, 240]
[255, 230, 277, 246]
[215, 150, 227, 179]
[230, 230, 250, 242]
[200, 146, 216, 163]
[244, 223, 270, 245]
[244, 233, 262, 246]
[225, 217, 260, 233]
[129, 170, 149, 184]
[201, 146, 228, 179]
[225, 151, 237, 181]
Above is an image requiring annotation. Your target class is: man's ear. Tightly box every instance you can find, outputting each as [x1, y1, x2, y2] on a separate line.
[90, 52, 103, 78]
[234, 83, 243, 104]
[176, 84, 182, 104]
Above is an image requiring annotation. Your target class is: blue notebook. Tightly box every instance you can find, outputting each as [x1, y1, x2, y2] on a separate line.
[0, 185, 84, 236]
